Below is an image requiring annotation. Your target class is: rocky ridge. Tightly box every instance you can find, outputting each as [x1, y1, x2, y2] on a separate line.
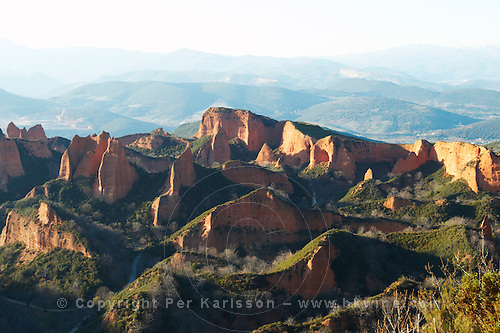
[0, 202, 90, 257]
[58, 131, 138, 203]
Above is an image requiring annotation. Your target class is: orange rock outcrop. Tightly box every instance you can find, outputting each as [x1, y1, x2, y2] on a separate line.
[195, 107, 283, 152]
[208, 126, 231, 166]
[6, 122, 47, 141]
[256, 143, 277, 166]
[93, 138, 140, 204]
[392, 140, 433, 175]
[364, 168, 373, 181]
[277, 121, 315, 168]
[393, 140, 500, 193]
[0, 130, 24, 191]
[308, 135, 408, 180]
[0, 202, 91, 257]
[152, 145, 196, 225]
[383, 197, 412, 211]
[59, 132, 138, 203]
[267, 242, 337, 298]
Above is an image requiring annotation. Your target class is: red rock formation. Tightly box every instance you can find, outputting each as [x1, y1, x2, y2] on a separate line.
[208, 126, 231, 166]
[172, 188, 342, 251]
[392, 140, 433, 175]
[167, 144, 196, 196]
[16, 140, 53, 159]
[0, 202, 91, 257]
[152, 145, 196, 225]
[195, 107, 283, 151]
[116, 133, 150, 146]
[266, 242, 337, 298]
[255, 143, 277, 166]
[221, 161, 294, 194]
[126, 129, 184, 152]
[392, 140, 500, 193]
[277, 121, 315, 168]
[6, 122, 47, 141]
[59, 132, 138, 203]
[308, 135, 408, 180]
[6, 122, 22, 139]
[93, 138, 140, 204]
[364, 168, 373, 181]
[383, 197, 412, 211]
[0, 130, 24, 191]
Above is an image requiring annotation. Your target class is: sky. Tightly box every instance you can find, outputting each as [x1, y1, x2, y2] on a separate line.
[1, 0, 499, 57]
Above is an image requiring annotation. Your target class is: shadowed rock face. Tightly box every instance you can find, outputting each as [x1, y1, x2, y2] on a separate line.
[0, 130, 24, 191]
[151, 145, 196, 226]
[0, 202, 90, 257]
[266, 242, 337, 299]
[221, 161, 294, 194]
[59, 132, 138, 203]
[6, 122, 47, 142]
[195, 107, 283, 152]
[172, 188, 407, 253]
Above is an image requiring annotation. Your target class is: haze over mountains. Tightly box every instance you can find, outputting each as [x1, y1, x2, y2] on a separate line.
[3, 39, 500, 143]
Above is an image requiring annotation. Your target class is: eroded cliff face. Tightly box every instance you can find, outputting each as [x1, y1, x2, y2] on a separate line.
[195, 107, 283, 152]
[93, 139, 140, 204]
[392, 140, 433, 175]
[308, 135, 408, 180]
[59, 132, 138, 203]
[0, 202, 90, 257]
[173, 189, 341, 252]
[172, 186, 409, 252]
[276, 121, 316, 168]
[392, 140, 500, 193]
[267, 243, 337, 299]
[151, 145, 196, 225]
[6, 122, 47, 142]
[221, 161, 294, 194]
[0, 130, 24, 191]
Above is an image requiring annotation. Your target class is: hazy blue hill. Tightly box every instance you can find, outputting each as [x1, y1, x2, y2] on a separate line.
[312, 79, 500, 120]
[0, 72, 62, 97]
[297, 96, 476, 140]
[325, 78, 439, 102]
[53, 81, 329, 126]
[0, 86, 159, 137]
[15, 106, 160, 138]
[0, 88, 54, 127]
[331, 44, 500, 83]
[433, 88, 500, 107]
[459, 79, 500, 91]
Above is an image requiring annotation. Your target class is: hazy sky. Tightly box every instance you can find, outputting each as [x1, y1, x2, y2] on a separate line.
[1, 0, 499, 56]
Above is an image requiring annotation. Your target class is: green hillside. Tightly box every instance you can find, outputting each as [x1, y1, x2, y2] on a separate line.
[296, 96, 476, 139]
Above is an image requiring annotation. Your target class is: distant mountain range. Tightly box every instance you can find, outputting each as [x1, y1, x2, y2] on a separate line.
[3, 39, 500, 143]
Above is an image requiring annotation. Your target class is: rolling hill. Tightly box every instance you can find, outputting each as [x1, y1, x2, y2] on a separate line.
[296, 96, 476, 141]
[52, 81, 330, 125]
